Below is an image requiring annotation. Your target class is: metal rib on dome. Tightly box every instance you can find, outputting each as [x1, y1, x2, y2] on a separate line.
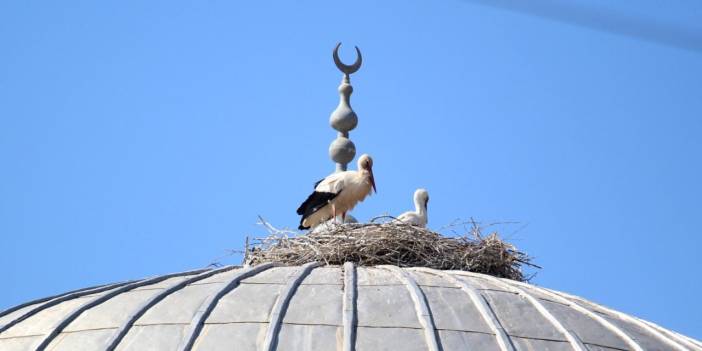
[644, 320, 702, 351]
[671, 329, 702, 350]
[453, 271, 588, 351]
[342, 262, 357, 351]
[0, 265, 700, 351]
[506, 279, 644, 351]
[0, 280, 136, 335]
[178, 263, 277, 351]
[33, 268, 210, 351]
[0, 282, 112, 321]
[383, 266, 442, 351]
[414, 268, 516, 351]
[261, 262, 319, 351]
[544, 287, 696, 351]
[105, 266, 237, 351]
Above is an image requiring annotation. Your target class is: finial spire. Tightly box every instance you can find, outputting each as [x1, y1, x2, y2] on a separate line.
[329, 42, 362, 172]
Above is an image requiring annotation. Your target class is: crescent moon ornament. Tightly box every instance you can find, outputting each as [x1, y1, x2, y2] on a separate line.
[333, 42, 362, 75]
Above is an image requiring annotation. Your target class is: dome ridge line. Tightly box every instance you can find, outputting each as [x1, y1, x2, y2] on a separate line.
[0, 282, 113, 320]
[177, 262, 277, 351]
[342, 262, 358, 351]
[105, 265, 239, 351]
[659, 326, 702, 350]
[543, 288, 693, 351]
[0, 280, 137, 336]
[261, 262, 320, 351]
[666, 328, 702, 350]
[451, 271, 588, 351]
[381, 266, 443, 351]
[506, 279, 645, 351]
[33, 268, 211, 350]
[412, 267, 516, 351]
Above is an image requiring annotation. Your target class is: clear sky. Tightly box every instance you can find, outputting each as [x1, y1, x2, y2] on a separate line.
[1, 0, 701, 340]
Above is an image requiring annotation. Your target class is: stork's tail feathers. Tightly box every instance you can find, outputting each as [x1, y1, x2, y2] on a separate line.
[298, 211, 312, 230]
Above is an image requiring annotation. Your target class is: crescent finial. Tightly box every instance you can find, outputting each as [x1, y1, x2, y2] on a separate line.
[333, 42, 362, 75]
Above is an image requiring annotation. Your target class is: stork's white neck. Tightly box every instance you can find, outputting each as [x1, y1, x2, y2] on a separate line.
[414, 196, 427, 216]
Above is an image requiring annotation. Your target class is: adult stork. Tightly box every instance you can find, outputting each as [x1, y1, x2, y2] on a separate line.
[297, 154, 376, 230]
[397, 188, 429, 227]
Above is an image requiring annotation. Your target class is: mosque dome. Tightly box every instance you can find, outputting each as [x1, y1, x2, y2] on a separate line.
[0, 263, 699, 351]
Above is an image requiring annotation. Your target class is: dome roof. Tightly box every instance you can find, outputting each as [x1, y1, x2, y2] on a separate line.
[0, 263, 699, 351]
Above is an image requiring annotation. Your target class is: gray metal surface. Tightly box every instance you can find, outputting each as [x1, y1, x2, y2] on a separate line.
[0, 265, 699, 351]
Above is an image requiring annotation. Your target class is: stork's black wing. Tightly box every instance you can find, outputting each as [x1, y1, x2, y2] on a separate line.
[297, 178, 336, 216]
[296, 191, 338, 217]
[297, 175, 346, 229]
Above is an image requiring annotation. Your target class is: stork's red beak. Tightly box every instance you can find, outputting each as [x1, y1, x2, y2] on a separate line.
[370, 167, 377, 193]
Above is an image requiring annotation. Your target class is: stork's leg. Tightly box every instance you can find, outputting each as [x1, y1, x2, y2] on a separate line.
[331, 203, 337, 224]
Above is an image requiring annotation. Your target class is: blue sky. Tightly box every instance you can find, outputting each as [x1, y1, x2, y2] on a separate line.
[1, 0, 701, 339]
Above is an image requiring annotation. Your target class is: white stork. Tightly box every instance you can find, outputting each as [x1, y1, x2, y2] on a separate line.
[397, 188, 429, 227]
[297, 154, 376, 230]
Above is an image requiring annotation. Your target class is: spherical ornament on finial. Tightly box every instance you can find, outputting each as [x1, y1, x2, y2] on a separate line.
[330, 103, 358, 132]
[329, 137, 356, 166]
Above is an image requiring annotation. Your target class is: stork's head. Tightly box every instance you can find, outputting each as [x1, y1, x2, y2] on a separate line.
[357, 154, 376, 193]
[414, 188, 429, 209]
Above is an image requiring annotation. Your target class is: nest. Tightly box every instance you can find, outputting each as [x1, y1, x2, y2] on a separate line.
[246, 218, 537, 281]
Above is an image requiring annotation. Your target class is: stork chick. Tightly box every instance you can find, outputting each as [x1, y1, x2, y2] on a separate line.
[397, 188, 429, 227]
[297, 154, 376, 230]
